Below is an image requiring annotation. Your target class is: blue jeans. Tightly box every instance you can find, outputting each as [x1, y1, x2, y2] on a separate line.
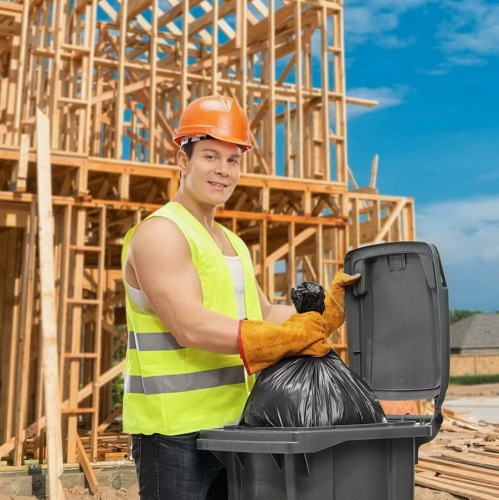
[132, 433, 228, 500]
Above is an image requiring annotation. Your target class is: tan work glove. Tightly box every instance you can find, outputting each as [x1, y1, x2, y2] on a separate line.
[322, 271, 361, 336]
[238, 312, 330, 374]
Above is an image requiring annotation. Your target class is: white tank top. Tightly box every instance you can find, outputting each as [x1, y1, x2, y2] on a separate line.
[224, 255, 246, 319]
[125, 256, 247, 319]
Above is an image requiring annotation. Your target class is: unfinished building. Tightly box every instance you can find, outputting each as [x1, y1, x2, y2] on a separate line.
[0, 0, 415, 470]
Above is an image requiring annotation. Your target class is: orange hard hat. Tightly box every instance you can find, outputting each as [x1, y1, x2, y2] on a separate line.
[173, 95, 253, 151]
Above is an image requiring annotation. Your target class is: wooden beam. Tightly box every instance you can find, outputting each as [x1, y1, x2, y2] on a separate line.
[9, 133, 29, 192]
[76, 434, 100, 494]
[123, 0, 153, 22]
[35, 107, 64, 499]
[0, 2, 22, 15]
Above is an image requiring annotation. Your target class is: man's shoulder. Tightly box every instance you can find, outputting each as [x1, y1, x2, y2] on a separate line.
[134, 213, 181, 235]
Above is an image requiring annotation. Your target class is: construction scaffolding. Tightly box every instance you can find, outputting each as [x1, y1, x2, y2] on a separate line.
[0, 0, 415, 468]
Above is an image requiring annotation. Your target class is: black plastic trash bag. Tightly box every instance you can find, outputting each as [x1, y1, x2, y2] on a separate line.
[289, 281, 325, 315]
[240, 351, 387, 427]
[240, 281, 387, 427]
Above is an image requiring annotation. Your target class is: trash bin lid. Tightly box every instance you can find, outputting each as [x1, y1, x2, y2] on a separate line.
[344, 241, 450, 403]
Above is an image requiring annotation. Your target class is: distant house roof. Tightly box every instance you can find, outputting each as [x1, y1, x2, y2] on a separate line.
[451, 313, 499, 351]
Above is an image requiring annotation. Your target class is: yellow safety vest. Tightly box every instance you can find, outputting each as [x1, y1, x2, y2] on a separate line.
[122, 202, 260, 435]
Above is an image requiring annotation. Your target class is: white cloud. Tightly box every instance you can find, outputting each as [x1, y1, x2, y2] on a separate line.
[417, 196, 499, 311]
[347, 84, 412, 118]
[438, 0, 499, 57]
[417, 196, 499, 265]
[446, 55, 488, 67]
[344, 1, 428, 46]
[345, 0, 499, 68]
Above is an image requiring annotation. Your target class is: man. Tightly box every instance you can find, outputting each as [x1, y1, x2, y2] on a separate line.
[121, 95, 331, 499]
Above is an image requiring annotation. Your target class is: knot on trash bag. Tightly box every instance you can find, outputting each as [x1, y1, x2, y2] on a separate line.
[290, 281, 325, 314]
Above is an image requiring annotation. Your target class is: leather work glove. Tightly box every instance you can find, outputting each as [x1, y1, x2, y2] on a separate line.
[238, 312, 330, 375]
[322, 271, 361, 336]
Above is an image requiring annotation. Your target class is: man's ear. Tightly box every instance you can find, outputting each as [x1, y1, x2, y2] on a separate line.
[177, 149, 189, 176]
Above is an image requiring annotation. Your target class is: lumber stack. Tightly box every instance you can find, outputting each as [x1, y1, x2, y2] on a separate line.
[417, 402, 499, 499]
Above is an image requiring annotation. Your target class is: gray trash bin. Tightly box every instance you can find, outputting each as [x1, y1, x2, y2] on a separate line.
[197, 241, 450, 500]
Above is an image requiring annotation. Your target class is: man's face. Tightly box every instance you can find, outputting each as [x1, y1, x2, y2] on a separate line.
[178, 139, 242, 207]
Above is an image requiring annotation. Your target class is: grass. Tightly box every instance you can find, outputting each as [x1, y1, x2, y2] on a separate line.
[450, 374, 499, 385]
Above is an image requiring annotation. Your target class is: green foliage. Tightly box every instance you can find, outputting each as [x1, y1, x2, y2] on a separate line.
[112, 326, 127, 409]
[449, 309, 482, 324]
[450, 374, 499, 385]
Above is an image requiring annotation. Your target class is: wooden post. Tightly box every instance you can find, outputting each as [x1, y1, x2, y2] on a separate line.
[9, 134, 29, 192]
[35, 107, 64, 499]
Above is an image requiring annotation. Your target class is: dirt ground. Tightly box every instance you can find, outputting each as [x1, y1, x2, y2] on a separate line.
[0, 484, 461, 500]
[0, 481, 465, 499]
[1, 383, 497, 500]
[444, 381, 499, 398]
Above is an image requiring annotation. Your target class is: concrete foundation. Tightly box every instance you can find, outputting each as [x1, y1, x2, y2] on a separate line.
[0, 462, 138, 498]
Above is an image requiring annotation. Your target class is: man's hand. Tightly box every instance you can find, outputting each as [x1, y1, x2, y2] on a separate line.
[238, 312, 330, 374]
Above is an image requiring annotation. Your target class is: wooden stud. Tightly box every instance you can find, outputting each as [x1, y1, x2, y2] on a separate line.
[35, 107, 64, 499]
[76, 434, 100, 494]
[0, 1, 418, 468]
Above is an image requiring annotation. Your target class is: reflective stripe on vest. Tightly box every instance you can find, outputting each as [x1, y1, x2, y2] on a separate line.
[124, 365, 245, 394]
[128, 331, 183, 351]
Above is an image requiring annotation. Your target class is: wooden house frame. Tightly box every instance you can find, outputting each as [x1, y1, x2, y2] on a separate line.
[0, 0, 415, 469]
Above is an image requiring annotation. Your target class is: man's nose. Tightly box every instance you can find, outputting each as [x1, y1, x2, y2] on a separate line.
[215, 161, 230, 175]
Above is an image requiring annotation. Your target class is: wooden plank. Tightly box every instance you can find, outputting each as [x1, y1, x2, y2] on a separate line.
[114, 0, 128, 160]
[418, 457, 499, 486]
[0, 1, 23, 14]
[425, 472, 499, 492]
[13, 201, 37, 465]
[89, 206, 106, 461]
[66, 207, 87, 462]
[416, 474, 499, 500]
[35, 107, 64, 499]
[0, 228, 19, 459]
[9, 133, 29, 191]
[76, 434, 100, 494]
[124, 0, 153, 21]
[440, 451, 499, 470]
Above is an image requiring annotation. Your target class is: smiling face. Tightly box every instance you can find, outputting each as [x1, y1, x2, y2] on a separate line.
[177, 138, 242, 209]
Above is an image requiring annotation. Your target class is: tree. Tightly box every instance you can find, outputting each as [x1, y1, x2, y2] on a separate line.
[450, 310, 482, 324]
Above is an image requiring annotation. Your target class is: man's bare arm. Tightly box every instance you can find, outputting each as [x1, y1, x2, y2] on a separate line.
[124, 217, 240, 354]
[256, 283, 296, 323]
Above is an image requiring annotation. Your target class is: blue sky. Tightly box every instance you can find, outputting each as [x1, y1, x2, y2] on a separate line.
[343, 0, 499, 313]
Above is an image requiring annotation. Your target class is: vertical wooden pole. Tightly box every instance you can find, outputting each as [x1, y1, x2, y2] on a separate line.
[66, 206, 86, 462]
[295, 0, 304, 178]
[1, 227, 20, 462]
[321, 5, 331, 181]
[36, 107, 64, 499]
[288, 222, 296, 289]
[49, 0, 64, 151]
[180, 0, 190, 105]
[83, 0, 97, 156]
[333, 3, 347, 184]
[150, 1, 158, 162]
[115, 0, 128, 159]
[237, 0, 248, 173]
[268, 0, 276, 175]
[211, 0, 219, 93]
[11, 0, 30, 145]
[13, 201, 37, 465]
